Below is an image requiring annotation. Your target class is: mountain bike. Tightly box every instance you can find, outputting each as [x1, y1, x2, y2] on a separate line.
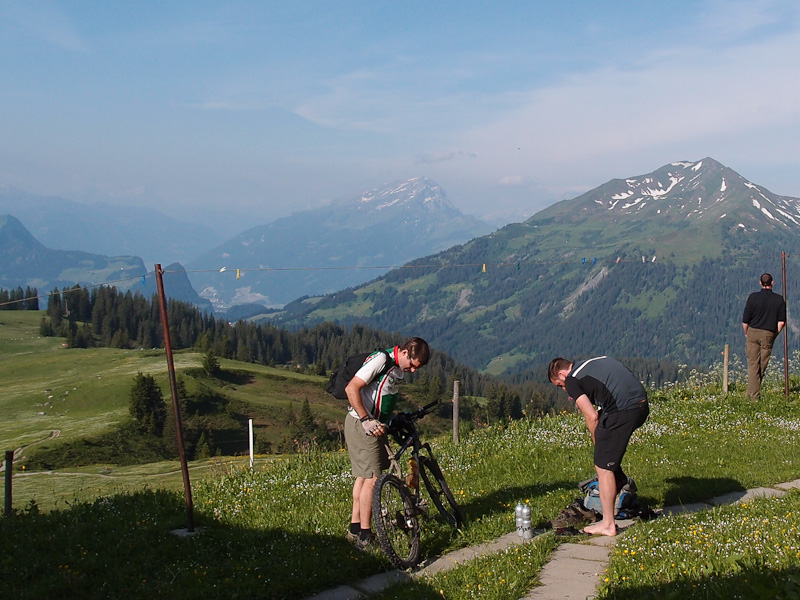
[372, 400, 463, 569]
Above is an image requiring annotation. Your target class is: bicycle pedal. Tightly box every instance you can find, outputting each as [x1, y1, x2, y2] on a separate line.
[417, 499, 430, 516]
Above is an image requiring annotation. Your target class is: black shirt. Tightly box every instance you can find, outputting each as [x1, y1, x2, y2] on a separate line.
[565, 356, 647, 413]
[742, 288, 786, 333]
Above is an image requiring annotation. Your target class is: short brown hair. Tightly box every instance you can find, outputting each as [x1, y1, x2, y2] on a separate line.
[548, 357, 572, 382]
[400, 337, 430, 366]
[761, 273, 773, 286]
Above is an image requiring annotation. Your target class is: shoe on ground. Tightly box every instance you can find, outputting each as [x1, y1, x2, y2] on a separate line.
[549, 499, 600, 529]
[354, 533, 377, 552]
[345, 529, 359, 544]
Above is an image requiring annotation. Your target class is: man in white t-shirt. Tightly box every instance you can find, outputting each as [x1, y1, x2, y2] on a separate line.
[344, 337, 430, 550]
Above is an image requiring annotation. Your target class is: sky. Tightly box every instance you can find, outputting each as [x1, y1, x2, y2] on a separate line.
[1, 0, 800, 230]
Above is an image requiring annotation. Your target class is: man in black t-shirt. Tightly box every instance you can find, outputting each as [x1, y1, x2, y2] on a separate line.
[742, 273, 786, 401]
[549, 356, 649, 536]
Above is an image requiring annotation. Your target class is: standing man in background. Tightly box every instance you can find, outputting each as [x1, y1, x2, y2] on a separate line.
[742, 273, 786, 401]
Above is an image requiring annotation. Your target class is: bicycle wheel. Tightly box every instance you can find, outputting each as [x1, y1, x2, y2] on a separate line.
[372, 473, 421, 569]
[419, 457, 463, 528]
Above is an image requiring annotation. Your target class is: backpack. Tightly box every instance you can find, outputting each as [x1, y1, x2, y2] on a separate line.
[579, 476, 639, 518]
[325, 349, 395, 399]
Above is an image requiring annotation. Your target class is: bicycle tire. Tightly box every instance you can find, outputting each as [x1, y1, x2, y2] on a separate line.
[372, 473, 421, 569]
[419, 457, 463, 528]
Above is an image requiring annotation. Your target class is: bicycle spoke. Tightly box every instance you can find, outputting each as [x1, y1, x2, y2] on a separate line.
[372, 474, 420, 569]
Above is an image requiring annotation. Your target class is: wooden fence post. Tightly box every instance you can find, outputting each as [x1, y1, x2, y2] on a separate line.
[723, 344, 729, 394]
[452, 380, 460, 444]
[4, 450, 12, 517]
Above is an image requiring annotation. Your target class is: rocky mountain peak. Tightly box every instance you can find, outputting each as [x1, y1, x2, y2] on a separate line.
[354, 177, 453, 214]
[541, 158, 800, 233]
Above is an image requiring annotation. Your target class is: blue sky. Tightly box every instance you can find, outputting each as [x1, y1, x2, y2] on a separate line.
[1, 0, 799, 228]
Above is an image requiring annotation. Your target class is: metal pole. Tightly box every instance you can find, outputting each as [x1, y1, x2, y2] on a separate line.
[452, 380, 460, 444]
[4, 451, 12, 517]
[155, 264, 195, 532]
[783, 252, 789, 400]
[723, 344, 729, 394]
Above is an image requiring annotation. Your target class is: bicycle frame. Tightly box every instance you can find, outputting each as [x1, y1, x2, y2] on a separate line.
[382, 401, 442, 516]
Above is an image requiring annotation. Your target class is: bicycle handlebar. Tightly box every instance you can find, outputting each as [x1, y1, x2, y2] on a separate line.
[387, 400, 440, 439]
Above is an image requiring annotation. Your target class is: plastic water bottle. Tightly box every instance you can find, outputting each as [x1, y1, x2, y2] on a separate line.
[521, 505, 532, 539]
[515, 502, 525, 537]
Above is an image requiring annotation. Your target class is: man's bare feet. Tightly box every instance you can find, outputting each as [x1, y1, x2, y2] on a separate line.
[582, 521, 617, 536]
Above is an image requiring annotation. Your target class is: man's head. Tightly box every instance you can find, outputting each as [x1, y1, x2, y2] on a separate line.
[760, 273, 773, 288]
[398, 337, 430, 372]
[548, 357, 573, 389]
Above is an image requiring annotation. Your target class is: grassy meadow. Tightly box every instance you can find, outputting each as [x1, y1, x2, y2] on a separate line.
[1, 311, 350, 509]
[3, 310, 800, 598]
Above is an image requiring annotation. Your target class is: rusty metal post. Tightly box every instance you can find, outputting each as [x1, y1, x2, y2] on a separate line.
[452, 380, 460, 444]
[783, 252, 789, 400]
[4, 451, 12, 517]
[155, 264, 194, 532]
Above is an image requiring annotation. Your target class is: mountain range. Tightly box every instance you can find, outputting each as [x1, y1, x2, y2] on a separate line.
[0, 185, 225, 268]
[0, 177, 490, 311]
[2, 158, 797, 377]
[0, 214, 145, 293]
[267, 158, 800, 375]
[185, 177, 492, 309]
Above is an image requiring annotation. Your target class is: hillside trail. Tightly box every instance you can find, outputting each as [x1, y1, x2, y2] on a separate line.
[306, 478, 800, 600]
[0, 430, 60, 472]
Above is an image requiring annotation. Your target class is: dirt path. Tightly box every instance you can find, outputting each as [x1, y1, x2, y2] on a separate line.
[0, 430, 60, 471]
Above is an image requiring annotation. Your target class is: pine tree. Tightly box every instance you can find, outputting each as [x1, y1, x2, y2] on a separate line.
[202, 350, 221, 376]
[128, 373, 167, 436]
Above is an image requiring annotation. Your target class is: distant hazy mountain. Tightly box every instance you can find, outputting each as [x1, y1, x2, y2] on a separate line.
[269, 158, 800, 374]
[186, 177, 492, 309]
[0, 214, 145, 293]
[0, 186, 225, 267]
[139, 262, 214, 314]
[0, 215, 211, 311]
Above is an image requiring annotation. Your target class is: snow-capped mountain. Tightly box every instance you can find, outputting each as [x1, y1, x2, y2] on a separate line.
[186, 177, 491, 310]
[541, 157, 800, 233]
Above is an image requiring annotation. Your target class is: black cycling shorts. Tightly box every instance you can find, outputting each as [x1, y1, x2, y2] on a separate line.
[594, 402, 649, 471]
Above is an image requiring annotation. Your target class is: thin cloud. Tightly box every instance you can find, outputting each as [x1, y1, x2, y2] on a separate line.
[416, 151, 478, 165]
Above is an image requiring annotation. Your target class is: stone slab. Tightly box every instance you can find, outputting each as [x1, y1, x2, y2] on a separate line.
[359, 570, 411, 593]
[776, 479, 800, 491]
[523, 556, 606, 599]
[586, 534, 619, 547]
[416, 530, 536, 576]
[305, 585, 362, 600]
[552, 542, 613, 562]
[660, 502, 711, 516]
[709, 487, 786, 505]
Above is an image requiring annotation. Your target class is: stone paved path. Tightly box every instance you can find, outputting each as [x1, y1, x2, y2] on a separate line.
[305, 478, 800, 600]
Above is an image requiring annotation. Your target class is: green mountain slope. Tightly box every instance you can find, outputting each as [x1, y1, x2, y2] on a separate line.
[269, 159, 800, 375]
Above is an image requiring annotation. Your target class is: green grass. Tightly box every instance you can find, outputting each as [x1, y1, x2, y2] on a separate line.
[599, 492, 800, 599]
[4, 314, 800, 598]
[3, 376, 800, 598]
[0, 311, 353, 465]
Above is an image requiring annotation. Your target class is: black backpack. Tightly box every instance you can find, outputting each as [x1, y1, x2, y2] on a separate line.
[325, 349, 395, 400]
